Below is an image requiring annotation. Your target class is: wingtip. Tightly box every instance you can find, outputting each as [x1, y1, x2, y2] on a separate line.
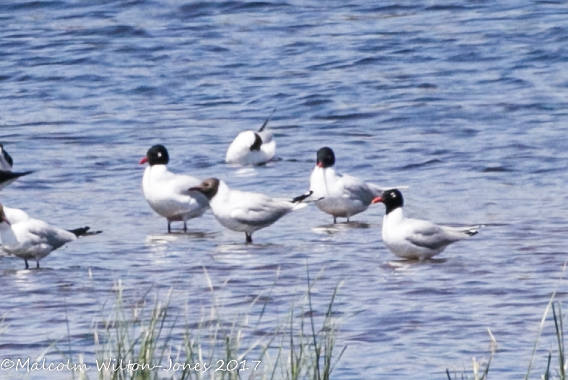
[465, 225, 484, 236]
[258, 108, 276, 132]
[291, 191, 313, 203]
[68, 226, 103, 237]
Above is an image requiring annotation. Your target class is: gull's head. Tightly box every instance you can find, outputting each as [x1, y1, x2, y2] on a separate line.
[372, 189, 404, 214]
[316, 147, 335, 168]
[0, 204, 11, 226]
[188, 178, 220, 200]
[140, 144, 169, 166]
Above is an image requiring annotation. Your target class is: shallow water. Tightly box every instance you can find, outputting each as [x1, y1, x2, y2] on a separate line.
[1, 0, 568, 378]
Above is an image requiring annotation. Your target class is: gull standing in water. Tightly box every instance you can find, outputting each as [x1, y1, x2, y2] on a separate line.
[372, 189, 481, 261]
[189, 178, 310, 243]
[309, 147, 397, 223]
[0, 143, 33, 190]
[225, 111, 276, 166]
[140, 144, 209, 232]
[0, 204, 102, 269]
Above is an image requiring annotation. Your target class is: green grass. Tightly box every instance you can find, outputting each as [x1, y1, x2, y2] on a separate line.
[448, 264, 568, 380]
[88, 267, 346, 380]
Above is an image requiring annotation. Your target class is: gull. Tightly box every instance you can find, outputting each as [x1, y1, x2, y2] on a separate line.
[189, 178, 309, 243]
[225, 111, 276, 166]
[309, 147, 398, 223]
[372, 189, 481, 260]
[140, 144, 209, 232]
[0, 204, 102, 269]
[0, 143, 33, 190]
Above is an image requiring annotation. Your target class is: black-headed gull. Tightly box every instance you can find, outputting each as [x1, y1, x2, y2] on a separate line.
[225, 112, 276, 166]
[0, 204, 102, 269]
[140, 144, 209, 232]
[0, 143, 33, 190]
[372, 189, 480, 260]
[189, 178, 309, 243]
[309, 147, 393, 223]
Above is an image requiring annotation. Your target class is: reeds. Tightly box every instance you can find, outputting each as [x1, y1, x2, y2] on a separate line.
[449, 263, 568, 380]
[91, 268, 346, 380]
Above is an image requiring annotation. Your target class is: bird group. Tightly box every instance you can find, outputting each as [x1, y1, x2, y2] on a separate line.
[140, 119, 481, 261]
[0, 145, 102, 269]
[0, 119, 481, 268]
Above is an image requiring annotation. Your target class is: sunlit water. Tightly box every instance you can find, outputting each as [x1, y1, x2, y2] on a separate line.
[1, 1, 568, 378]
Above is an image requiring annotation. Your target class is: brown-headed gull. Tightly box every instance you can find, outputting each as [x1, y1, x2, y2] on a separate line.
[372, 189, 480, 261]
[0, 204, 102, 269]
[189, 178, 309, 243]
[225, 112, 276, 166]
[140, 144, 209, 232]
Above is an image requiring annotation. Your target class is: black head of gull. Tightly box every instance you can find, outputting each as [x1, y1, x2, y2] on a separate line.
[316, 147, 335, 168]
[372, 189, 404, 215]
[140, 144, 170, 166]
[189, 178, 220, 201]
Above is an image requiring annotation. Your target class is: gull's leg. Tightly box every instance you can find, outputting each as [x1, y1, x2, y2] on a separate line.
[36, 260, 40, 269]
[25, 259, 29, 269]
[246, 233, 253, 244]
[183, 221, 187, 232]
[168, 221, 171, 233]
[333, 216, 337, 224]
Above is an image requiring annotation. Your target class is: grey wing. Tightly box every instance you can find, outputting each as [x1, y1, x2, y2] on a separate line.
[230, 196, 292, 226]
[405, 220, 457, 250]
[340, 174, 379, 204]
[26, 220, 76, 250]
[170, 174, 201, 195]
[171, 174, 210, 208]
[258, 130, 274, 144]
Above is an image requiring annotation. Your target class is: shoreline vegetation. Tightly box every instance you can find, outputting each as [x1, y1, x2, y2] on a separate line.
[42, 266, 346, 380]
[448, 263, 568, 380]
[2, 266, 568, 379]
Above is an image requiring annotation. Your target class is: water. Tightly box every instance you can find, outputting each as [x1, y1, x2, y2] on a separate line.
[1, 0, 568, 378]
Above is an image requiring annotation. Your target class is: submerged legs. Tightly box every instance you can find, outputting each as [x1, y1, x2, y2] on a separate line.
[245, 233, 253, 244]
[167, 220, 188, 233]
[23, 259, 40, 269]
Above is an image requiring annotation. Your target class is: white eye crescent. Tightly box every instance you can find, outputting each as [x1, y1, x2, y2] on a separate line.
[157, 152, 162, 157]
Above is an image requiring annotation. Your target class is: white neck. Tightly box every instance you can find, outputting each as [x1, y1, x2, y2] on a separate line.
[212, 180, 231, 205]
[385, 207, 405, 225]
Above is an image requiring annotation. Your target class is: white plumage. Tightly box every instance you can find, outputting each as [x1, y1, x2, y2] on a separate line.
[225, 112, 276, 166]
[140, 145, 209, 232]
[374, 189, 480, 261]
[310, 166, 384, 222]
[190, 178, 307, 243]
[0, 204, 100, 269]
[309, 147, 393, 223]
